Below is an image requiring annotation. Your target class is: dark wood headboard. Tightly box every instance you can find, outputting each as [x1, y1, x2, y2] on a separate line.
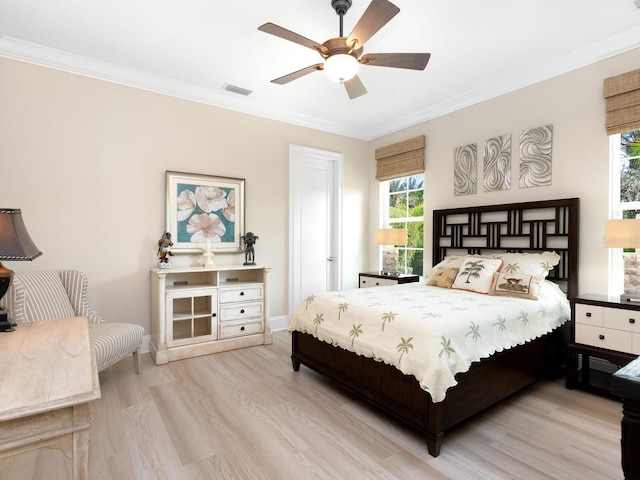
[433, 198, 579, 300]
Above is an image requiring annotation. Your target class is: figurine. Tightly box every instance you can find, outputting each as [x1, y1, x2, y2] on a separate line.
[202, 239, 215, 268]
[157, 232, 174, 268]
[241, 232, 259, 265]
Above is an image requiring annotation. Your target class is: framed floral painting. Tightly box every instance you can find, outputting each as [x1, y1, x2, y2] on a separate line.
[165, 171, 245, 254]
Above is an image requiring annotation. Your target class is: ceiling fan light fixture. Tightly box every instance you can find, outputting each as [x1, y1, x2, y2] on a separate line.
[324, 54, 359, 83]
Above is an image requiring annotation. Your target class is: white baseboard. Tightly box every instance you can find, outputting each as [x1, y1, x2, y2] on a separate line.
[269, 315, 290, 332]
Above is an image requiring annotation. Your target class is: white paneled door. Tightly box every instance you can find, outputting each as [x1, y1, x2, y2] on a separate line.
[289, 145, 342, 314]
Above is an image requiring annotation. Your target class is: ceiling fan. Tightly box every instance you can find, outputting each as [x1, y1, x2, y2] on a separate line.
[258, 0, 431, 99]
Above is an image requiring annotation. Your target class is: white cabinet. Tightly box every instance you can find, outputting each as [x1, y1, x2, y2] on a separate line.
[150, 265, 270, 365]
[574, 303, 640, 354]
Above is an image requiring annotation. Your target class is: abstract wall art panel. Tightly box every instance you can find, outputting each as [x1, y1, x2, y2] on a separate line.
[519, 125, 553, 188]
[483, 134, 511, 192]
[454, 143, 477, 196]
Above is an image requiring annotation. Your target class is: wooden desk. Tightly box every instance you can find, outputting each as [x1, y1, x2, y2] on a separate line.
[0, 317, 101, 479]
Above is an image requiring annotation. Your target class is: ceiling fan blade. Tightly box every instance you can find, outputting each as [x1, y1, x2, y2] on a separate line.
[347, 0, 400, 49]
[258, 23, 326, 54]
[360, 52, 431, 70]
[344, 75, 367, 99]
[271, 64, 323, 85]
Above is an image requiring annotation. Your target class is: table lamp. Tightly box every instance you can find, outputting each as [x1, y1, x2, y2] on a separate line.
[375, 228, 408, 275]
[0, 208, 42, 332]
[605, 219, 640, 303]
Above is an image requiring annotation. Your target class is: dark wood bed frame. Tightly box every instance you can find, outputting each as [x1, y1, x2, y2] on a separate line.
[291, 198, 579, 457]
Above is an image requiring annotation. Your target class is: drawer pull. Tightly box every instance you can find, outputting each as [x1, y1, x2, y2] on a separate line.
[240, 326, 245, 331]
[212, 313, 217, 317]
[240, 309, 245, 314]
[585, 312, 592, 317]
[240, 291, 245, 296]
[599, 334, 605, 340]
[630, 318, 636, 324]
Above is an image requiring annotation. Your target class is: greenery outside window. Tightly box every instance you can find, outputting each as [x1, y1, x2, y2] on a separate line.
[611, 130, 640, 294]
[381, 174, 424, 275]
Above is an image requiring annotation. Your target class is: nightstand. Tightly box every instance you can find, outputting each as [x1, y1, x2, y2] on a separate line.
[359, 272, 419, 288]
[566, 294, 640, 395]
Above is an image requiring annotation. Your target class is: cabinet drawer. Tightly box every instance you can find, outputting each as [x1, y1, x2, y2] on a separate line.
[575, 323, 633, 353]
[360, 277, 397, 288]
[574, 304, 603, 326]
[219, 284, 263, 304]
[219, 320, 263, 339]
[219, 301, 263, 322]
[604, 307, 640, 333]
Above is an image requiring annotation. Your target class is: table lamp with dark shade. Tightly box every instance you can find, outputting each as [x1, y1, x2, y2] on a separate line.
[0, 208, 42, 332]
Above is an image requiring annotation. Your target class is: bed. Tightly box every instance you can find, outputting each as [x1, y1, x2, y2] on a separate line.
[288, 198, 579, 457]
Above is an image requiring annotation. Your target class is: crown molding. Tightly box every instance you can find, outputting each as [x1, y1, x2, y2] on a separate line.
[368, 25, 640, 139]
[0, 37, 369, 140]
[2, 29, 640, 142]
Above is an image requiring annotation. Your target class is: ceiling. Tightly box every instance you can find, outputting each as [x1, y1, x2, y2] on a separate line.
[1, 0, 640, 141]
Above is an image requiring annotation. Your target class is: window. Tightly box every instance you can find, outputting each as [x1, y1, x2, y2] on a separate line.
[381, 173, 424, 275]
[610, 129, 640, 293]
[614, 130, 640, 218]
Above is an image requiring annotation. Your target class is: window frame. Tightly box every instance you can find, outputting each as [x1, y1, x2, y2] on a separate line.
[379, 173, 424, 276]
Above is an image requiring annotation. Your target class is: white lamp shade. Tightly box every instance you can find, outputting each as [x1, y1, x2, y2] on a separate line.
[605, 219, 640, 248]
[375, 228, 408, 246]
[324, 54, 359, 83]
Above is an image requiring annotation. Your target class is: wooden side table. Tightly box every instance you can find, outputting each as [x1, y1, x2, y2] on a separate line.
[613, 358, 640, 480]
[0, 316, 101, 479]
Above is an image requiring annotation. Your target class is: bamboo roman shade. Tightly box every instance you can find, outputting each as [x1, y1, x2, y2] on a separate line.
[604, 68, 640, 135]
[375, 135, 425, 181]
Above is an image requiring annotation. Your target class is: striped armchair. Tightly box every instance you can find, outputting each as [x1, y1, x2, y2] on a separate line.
[0, 270, 144, 373]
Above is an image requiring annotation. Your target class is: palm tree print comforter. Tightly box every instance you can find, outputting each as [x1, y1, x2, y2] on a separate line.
[288, 281, 570, 402]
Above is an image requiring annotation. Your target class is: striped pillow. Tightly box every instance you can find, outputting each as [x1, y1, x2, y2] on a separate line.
[15, 271, 76, 321]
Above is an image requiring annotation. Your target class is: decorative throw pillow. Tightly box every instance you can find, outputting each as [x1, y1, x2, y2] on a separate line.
[489, 272, 543, 300]
[423, 256, 465, 283]
[494, 251, 560, 278]
[424, 255, 489, 283]
[452, 257, 503, 294]
[426, 267, 459, 288]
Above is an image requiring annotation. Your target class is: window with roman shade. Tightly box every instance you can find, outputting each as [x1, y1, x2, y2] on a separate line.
[375, 135, 425, 181]
[604, 68, 640, 135]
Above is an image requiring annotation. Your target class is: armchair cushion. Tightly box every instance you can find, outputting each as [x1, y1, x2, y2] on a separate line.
[92, 322, 144, 372]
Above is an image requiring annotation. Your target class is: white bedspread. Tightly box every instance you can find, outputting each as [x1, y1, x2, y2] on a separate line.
[288, 282, 570, 402]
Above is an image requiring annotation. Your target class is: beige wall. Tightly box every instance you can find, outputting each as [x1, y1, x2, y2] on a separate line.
[0, 58, 370, 332]
[367, 47, 640, 297]
[3, 46, 640, 334]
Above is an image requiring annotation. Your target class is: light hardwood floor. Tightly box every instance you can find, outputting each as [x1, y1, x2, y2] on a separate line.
[1, 331, 624, 479]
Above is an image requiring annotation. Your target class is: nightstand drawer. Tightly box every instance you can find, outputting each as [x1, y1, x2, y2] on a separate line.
[360, 277, 397, 287]
[574, 304, 604, 326]
[575, 323, 633, 353]
[604, 307, 640, 333]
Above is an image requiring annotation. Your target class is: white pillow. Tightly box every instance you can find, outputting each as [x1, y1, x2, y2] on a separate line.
[494, 251, 560, 278]
[452, 257, 503, 294]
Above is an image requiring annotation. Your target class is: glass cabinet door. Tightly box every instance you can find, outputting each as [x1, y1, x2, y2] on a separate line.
[166, 287, 218, 346]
